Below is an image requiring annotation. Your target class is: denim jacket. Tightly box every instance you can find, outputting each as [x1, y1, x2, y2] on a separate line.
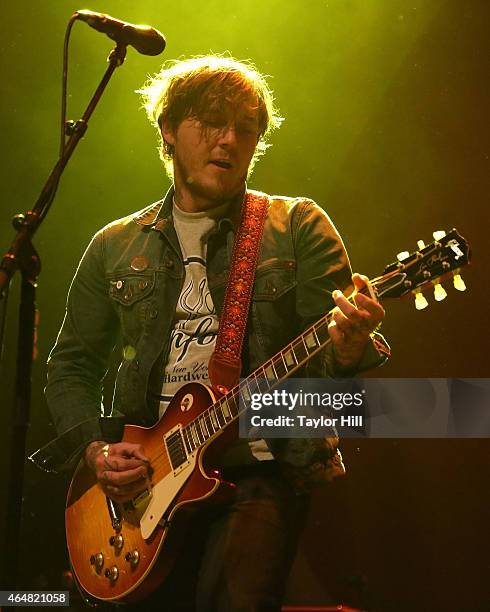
[30, 188, 389, 472]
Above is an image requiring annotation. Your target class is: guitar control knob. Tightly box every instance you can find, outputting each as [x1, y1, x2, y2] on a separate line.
[125, 550, 140, 566]
[90, 553, 104, 570]
[104, 566, 119, 581]
[109, 534, 124, 549]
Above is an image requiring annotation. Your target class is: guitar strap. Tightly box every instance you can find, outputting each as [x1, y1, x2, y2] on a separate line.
[208, 190, 270, 394]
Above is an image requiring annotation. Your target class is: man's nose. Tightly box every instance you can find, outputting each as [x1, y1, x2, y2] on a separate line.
[217, 125, 237, 145]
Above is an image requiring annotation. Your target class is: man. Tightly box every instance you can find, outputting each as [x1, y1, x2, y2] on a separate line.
[34, 56, 388, 611]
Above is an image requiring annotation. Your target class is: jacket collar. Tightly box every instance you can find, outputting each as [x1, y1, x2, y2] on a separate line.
[133, 185, 245, 232]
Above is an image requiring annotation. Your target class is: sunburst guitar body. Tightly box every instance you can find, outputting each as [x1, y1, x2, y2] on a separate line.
[66, 383, 236, 603]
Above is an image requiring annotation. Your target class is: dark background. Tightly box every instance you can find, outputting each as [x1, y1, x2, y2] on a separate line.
[0, 1, 489, 610]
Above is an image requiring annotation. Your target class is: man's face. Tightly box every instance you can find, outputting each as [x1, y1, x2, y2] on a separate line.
[162, 103, 260, 208]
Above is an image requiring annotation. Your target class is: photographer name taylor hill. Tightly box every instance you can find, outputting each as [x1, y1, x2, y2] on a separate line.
[244, 388, 365, 430]
[250, 414, 364, 429]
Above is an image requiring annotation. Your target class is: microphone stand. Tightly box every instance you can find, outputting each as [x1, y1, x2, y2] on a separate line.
[0, 42, 127, 589]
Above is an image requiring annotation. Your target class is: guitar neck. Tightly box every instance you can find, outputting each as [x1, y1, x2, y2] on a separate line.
[181, 297, 350, 453]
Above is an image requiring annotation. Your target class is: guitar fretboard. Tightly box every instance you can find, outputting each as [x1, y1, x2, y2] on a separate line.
[180, 301, 344, 456]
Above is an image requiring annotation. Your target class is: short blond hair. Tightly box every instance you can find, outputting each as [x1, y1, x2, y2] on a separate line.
[138, 54, 283, 177]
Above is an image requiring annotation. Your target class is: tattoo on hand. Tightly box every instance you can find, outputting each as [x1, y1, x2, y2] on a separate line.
[85, 441, 107, 470]
[103, 457, 119, 472]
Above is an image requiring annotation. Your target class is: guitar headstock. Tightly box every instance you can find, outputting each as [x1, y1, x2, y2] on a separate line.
[371, 229, 471, 308]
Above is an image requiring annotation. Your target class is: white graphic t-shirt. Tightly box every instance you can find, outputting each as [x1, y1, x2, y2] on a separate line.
[159, 200, 273, 462]
[159, 200, 227, 417]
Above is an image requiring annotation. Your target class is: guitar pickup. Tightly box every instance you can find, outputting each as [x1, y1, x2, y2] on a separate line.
[123, 486, 152, 513]
[133, 486, 152, 507]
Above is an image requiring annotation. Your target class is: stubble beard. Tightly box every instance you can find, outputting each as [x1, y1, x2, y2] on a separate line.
[174, 154, 246, 207]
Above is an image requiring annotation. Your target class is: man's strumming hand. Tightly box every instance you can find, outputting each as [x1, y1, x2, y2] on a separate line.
[84, 441, 152, 503]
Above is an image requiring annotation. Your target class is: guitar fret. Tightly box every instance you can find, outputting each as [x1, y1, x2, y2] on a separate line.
[264, 363, 276, 383]
[284, 346, 297, 368]
[210, 407, 220, 431]
[189, 423, 199, 447]
[196, 417, 206, 444]
[215, 405, 226, 427]
[273, 354, 287, 379]
[240, 382, 251, 403]
[205, 410, 215, 435]
[190, 422, 199, 445]
[302, 335, 311, 354]
[315, 320, 329, 343]
[293, 338, 308, 362]
[255, 373, 270, 393]
[305, 329, 318, 350]
[182, 428, 191, 453]
[200, 415, 209, 438]
[227, 395, 238, 418]
[246, 376, 262, 397]
[193, 421, 203, 445]
[239, 382, 253, 413]
[185, 427, 195, 453]
[221, 399, 231, 420]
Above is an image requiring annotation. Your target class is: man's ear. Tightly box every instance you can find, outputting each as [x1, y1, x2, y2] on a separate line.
[161, 121, 176, 147]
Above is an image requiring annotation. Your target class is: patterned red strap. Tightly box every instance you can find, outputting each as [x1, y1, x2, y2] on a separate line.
[208, 191, 270, 394]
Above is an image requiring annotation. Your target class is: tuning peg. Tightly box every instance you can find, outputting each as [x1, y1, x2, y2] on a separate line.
[397, 251, 410, 261]
[417, 240, 425, 250]
[433, 230, 446, 241]
[453, 273, 466, 291]
[433, 283, 447, 301]
[414, 290, 429, 310]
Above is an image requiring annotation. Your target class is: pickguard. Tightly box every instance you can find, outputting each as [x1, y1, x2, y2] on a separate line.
[140, 453, 196, 540]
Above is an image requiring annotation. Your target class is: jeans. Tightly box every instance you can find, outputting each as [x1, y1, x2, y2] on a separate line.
[124, 462, 310, 612]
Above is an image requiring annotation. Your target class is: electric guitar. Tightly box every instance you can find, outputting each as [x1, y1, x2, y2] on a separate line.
[65, 228, 470, 603]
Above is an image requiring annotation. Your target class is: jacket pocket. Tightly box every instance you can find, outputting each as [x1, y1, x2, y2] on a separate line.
[253, 258, 297, 300]
[108, 271, 158, 345]
[108, 272, 156, 306]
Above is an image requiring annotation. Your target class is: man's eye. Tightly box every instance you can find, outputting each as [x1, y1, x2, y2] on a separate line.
[203, 119, 226, 128]
[237, 125, 258, 135]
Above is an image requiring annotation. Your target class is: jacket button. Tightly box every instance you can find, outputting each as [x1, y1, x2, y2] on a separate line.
[130, 255, 149, 272]
[139, 280, 148, 291]
[149, 307, 158, 319]
[165, 260, 174, 269]
[116, 280, 123, 290]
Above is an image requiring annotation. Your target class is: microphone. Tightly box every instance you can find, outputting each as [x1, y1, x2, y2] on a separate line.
[75, 10, 166, 56]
